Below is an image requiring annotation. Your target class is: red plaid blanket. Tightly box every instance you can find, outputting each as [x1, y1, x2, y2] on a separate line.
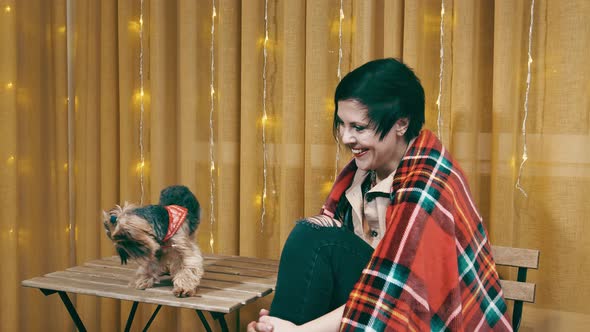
[321, 130, 512, 331]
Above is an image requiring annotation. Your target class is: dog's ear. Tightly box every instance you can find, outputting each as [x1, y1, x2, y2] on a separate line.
[102, 210, 109, 221]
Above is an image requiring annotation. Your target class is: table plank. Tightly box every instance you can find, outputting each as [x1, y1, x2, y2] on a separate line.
[58, 269, 273, 297]
[46, 271, 264, 304]
[68, 264, 276, 289]
[21, 255, 279, 314]
[22, 276, 240, 313]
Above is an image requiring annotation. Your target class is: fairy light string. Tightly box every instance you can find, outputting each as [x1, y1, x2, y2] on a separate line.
[138, 0, 146, 205]
[516, 0, 535, 197]
[435, 0, 445, 140]
[260, 0, 269, 232]
[334, 0, 344, 181]
[208, 0, 217, 252]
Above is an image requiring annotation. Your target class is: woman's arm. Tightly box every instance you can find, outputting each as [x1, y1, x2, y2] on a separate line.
[248, 305, 344, 332]
[299, 304, 344, 332]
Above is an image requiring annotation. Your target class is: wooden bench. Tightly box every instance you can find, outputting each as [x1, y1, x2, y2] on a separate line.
[491, 245, 540, 332]
[22, 254, 279, 332]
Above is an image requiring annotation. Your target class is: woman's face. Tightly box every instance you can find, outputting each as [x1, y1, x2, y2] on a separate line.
[336, 99, 409, 180]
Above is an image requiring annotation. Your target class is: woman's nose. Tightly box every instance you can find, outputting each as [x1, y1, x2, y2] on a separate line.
[340, 127, 356, 145]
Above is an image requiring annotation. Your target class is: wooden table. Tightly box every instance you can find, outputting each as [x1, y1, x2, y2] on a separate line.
[22, 254, 279, 332]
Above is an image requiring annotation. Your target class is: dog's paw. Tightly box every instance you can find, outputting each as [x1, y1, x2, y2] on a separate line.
[172, 285, 197, 298]
[131, 277, 156, 290]
[172, 272, 200, 297]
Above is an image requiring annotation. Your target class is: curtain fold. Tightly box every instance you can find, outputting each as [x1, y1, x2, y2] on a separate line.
[2, 0, 589, 331]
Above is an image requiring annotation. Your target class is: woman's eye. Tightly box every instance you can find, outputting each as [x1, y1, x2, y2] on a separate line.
[353, 125, 366, 131]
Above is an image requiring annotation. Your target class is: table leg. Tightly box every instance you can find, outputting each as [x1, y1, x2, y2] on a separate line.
[124, 301, 139, 332]
[211, 312, 229, 332]
[196, 310, 213, 332]
[194, 310, 230, 332]
[39, 289, 87, 332]
[142, 305, 162, 331]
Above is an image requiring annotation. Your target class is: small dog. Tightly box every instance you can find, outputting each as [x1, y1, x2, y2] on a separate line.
[102, 185, 203, 297]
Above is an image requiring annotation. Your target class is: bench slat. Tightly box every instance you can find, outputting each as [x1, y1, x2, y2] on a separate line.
[492, 245, 540, 269]
[499, 280, 536, 303]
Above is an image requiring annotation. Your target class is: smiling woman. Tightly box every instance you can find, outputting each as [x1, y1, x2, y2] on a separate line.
[336, 100, 409, 182]
[248, 58, 512, 332]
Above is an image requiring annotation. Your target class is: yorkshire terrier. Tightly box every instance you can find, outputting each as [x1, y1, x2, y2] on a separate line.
[102, 185, 203, 297]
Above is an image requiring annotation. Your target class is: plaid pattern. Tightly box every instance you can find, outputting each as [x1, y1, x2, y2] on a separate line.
[322, 130, 512, 331]
[163, 205, 188, 242]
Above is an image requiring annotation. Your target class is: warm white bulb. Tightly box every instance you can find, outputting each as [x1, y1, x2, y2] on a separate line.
[4, 5, 11, 13]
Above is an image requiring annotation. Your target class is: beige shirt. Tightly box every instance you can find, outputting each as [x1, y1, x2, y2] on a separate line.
[345, 169, 394, 248]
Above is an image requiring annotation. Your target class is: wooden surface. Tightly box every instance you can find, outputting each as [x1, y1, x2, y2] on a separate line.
[492, 245, 540, 269]
[22, 246, 538, 313]
[22, 254, 279, 314]
[492, 245, 540, 303]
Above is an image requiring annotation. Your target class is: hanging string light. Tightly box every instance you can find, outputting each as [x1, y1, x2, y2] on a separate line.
[334, 0, 344, 181]
[138, 0, 146, 205]
[516, 0, 535, 197]
[208, 0, 217, 252]
[66, 0, 76, 267]
[260, 0, 269, 232]
[435, 0, 445, 140]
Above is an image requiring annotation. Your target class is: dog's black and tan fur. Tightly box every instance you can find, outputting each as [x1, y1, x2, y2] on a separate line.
[102, 185, 203, 297]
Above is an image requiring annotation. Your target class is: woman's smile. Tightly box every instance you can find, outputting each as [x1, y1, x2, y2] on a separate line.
[351, 148, 368, 158]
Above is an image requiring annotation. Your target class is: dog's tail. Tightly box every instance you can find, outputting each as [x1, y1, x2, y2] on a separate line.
[159, 185, 201, 232]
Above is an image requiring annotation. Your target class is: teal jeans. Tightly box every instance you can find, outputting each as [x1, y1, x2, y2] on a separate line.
[269, 220, 374, 325]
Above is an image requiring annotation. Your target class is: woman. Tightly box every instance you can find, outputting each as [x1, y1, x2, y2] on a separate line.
[249, 58, 511, 331]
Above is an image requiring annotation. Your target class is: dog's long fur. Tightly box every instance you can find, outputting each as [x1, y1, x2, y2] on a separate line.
[102, 185, 203, 297]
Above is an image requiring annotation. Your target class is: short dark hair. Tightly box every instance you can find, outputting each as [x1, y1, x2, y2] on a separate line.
[333, 58, 425, 142]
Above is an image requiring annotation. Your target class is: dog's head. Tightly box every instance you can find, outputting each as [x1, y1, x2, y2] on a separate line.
[102, 203, 159, 264]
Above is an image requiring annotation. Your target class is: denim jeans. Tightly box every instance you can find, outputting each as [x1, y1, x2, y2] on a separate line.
[269, 220, 374, 325]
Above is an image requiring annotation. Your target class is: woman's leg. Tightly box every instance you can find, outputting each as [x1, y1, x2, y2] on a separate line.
[269, 220, 373, 325]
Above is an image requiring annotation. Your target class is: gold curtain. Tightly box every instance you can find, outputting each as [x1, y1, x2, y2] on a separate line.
[1, 0, 589, 331]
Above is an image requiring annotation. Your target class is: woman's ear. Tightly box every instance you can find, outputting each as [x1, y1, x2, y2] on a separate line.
[395, 118, 409, 135]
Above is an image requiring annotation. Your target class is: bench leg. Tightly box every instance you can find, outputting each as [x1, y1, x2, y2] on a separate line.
[39, 289, 87, 332]
[512, 267, 528, 332]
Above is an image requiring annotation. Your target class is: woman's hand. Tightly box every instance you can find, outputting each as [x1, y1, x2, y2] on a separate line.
[306, 214, 342, 227]
[247, 309, 299, 332]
